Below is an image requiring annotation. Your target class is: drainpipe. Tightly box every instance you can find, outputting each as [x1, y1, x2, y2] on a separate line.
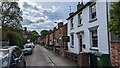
[106, 1, 112, 65]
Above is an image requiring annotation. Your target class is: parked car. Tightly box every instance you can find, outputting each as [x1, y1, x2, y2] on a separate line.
[30, 43, 35, 48]
[31, 45, 35, 48]
[26, 43, 35, 48]
[22, 48, 32, 55]
[0, 46, 26, 68]
[22, 45, 33, 55]
[24, 45, 33, 50]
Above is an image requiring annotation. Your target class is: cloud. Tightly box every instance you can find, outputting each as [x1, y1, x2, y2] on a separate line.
[22, 2, 38, 11]
[55, 19, 63, 22]
[18, 2, 77, 33]
[21, 19, 33, 25]
[23, 22, 54, 34]
[19, 2, 59, 25]
[22, 2, 58, 14]
[44, 6, 58, 13]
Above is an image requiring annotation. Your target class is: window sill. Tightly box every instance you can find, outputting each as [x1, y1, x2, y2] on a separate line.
[70, 45, 74, 48]
[77, 24, 83, 27]
[89, 48, 99, 51]
[89, 18, 97, 23]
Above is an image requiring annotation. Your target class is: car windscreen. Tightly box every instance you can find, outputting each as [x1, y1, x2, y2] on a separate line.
[25, 45, 32, 48]
[0, 50, 9, 68]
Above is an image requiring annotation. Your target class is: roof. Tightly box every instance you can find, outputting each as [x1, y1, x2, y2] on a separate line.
[66, 2, 92, 20]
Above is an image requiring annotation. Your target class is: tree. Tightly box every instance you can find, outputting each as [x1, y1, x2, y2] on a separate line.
[30, 30, 39, 42]
[40, 30, 49, 36]
[0, 2, 23, 29]
[1, 2, 26, 47]
[109, 1, 120, 36]
[6, 31, 26, 47]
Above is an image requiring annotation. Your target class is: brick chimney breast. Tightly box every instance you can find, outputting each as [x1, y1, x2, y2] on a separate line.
[77, 2, 84, 10]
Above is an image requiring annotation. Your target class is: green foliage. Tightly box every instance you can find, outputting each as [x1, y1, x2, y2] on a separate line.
[1, 2, 26, 47]
[109, 1, 120, 36]
[2, 25, 27, 47]
[30, 30, 39, 42]
[0, 2, 23, 29]
[11, 32, 26, 47]
[40, 30, 49, 36]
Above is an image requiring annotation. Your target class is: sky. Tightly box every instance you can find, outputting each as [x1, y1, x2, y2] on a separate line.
[18, 1, 77, 34]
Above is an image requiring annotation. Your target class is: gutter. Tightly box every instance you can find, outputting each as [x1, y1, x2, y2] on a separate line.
[106, 0, 110, 55]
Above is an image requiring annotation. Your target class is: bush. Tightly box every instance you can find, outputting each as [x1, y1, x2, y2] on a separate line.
[2, 24, 27, 48]
[3, 30, 27, 48]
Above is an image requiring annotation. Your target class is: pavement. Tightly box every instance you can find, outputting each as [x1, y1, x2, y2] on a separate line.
[38, 45, 79, 67]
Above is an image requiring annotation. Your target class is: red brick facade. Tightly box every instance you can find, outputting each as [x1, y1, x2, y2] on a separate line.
[54, 23, 68, 55]
[49, 33, 53, 45]
[39, 22, 68, 55]
[111, 42, 120, 66]
[45, 35, 49, 46]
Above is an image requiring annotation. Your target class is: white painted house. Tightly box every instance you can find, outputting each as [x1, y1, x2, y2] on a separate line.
[67, 0, 110, 55]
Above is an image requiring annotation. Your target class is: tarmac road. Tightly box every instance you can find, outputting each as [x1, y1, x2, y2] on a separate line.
[24, 44, 54, 67]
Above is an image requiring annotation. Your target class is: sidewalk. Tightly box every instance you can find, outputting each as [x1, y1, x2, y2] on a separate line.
[38, 45, 79, 66]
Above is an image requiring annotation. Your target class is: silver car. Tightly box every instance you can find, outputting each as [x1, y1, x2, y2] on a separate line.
[22, 48, 32, 55]
[0, 46, 26, 68]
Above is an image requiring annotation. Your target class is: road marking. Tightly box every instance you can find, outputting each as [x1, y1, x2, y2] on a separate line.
[37, 45, 56, 68]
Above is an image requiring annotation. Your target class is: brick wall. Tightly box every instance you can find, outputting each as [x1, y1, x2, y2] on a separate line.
[111, 42, 120, 66]
[54, 23, 68, 56]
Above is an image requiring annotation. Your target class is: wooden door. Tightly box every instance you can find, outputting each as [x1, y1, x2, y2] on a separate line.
[79, 35, 82, 52]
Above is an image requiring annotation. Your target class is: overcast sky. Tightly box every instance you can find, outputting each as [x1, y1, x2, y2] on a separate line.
[18, 1, 77, 34]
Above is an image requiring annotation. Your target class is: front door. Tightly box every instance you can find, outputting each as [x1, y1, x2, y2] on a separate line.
[79, 35, 82, 52]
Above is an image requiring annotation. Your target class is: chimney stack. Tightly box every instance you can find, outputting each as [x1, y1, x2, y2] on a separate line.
[53, 27, 57, 31]
[77, 2, 84, 10]
[58, 22, 63, 28]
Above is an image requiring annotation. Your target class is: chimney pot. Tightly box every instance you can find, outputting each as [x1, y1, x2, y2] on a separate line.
[77, 2, 84, 10]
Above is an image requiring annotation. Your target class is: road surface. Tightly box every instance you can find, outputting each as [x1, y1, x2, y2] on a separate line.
[24, 45, 54, 67]
[24, 45, 79, 68]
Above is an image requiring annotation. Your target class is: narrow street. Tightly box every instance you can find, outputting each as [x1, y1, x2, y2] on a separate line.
[24, 45, 54, 66]
[24, 45, 79, 68]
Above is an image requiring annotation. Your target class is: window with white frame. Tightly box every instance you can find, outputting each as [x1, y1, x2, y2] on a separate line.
[78, 13, 82, 25]
[91, 30, 98, 47]
[71, 34, 74, 45]
[90, 3, 96, 20]
[70, 18, 74, 29]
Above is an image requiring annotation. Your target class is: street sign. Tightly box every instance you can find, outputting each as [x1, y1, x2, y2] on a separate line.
[62, 36, 70, 42]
